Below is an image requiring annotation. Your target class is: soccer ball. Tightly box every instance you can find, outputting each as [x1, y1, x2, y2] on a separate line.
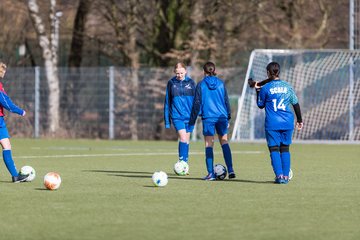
[19, 165, 36, 182]
[173, 161, 189, 176]
[152, 171, 168, 187]
[289, 169, 293, 180]
[44, 172, 62, 190]
[214, 164, 227, 180]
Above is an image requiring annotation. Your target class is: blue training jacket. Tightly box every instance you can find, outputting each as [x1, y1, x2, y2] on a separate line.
[257, 79, 298, 130]
[189, 76, 231, 126]
[164, 76, 196, 128]
[0, 84, 25, 128]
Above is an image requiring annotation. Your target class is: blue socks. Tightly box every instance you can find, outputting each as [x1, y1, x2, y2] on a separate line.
[270, 147, 291, 178]
[206, 144, 234, 175]
[205, 147, 214, 174]
[270, 151, 283, 177]
[185, 143, 189, 162]
[281, 152, 291, 177]
[178, 141, 189, 162]
[3, 149, 19, 177]
[221, 143, 234, 173]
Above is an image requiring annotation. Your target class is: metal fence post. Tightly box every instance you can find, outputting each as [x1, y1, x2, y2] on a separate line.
[109, 66, 115, 139]
[34, 66, 40, 138]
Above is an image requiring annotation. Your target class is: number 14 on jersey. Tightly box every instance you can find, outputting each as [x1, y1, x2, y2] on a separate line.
[272, 99, 286, 111]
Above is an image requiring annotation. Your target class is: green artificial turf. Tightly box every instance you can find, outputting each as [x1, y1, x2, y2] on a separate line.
[0, 139, 359, 240]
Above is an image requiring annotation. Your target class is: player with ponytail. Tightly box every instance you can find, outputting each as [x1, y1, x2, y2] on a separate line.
[188, 62, 235, 180]
[255, 62, 303, 184]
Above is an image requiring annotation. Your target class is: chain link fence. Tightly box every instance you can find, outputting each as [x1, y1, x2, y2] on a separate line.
[4, 67, 243, 140]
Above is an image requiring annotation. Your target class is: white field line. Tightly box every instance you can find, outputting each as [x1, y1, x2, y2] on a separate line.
[15, 150, 263, 159]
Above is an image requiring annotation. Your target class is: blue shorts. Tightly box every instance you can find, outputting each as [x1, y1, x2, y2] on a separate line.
[202, 118, 228, 136]
[265, 129, 293, 147]
[172, 120, 190, 132]
[0, 127, 10, 140]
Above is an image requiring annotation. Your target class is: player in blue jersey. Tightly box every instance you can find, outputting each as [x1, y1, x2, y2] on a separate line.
[0, 62, 29, 182]
[255, 62, 303, 184]
[188, 62, 235, 181]
[164, 63, 196, 164]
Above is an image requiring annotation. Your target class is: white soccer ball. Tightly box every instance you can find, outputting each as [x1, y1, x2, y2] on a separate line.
[19, 165, 36, 182]
[214, 164, 227, 180]
[289, 169, 293, 180]
[44, 172, 62, 190]
[173, 161, 189, 176]
[152, 171, 168, 187]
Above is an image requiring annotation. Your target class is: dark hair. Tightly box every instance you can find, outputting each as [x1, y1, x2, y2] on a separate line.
[203, 62, 217, 76]
[266, 62, 280, 79]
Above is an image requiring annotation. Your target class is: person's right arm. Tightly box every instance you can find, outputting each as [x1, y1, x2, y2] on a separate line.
[189, 84, 202, 126]
[164, 81, 172, 128]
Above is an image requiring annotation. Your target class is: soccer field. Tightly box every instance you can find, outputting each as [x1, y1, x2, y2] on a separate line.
[0, 139, 359, 240]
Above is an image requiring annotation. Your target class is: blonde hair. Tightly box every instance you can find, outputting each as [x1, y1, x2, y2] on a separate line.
[0, 62, 6, 71]
[174, 62, 186, 71]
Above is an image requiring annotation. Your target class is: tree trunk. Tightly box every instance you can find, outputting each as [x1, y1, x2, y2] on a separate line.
[189, 0, 202, 68]
[28, 0, 60, 135]
[127, 22, 139, 141]
[68, 0, 91, 67]
[44, 60, 60, 134]
[63, 0, 92, 129]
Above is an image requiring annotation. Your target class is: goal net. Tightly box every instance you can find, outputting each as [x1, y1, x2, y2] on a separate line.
[231, 49, 360, 142]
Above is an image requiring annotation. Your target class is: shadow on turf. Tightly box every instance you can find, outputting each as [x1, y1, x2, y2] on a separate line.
[34, 188, 49, 191]
[83, 170, 273, 184]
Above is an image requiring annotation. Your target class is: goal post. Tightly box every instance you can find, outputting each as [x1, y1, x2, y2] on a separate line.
[231, 49, 360, 142]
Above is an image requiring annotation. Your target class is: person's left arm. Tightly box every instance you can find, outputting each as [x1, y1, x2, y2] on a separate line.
[224, 86, 231, 120]
[0, 91, 25, 116]
[289, 87, 303, 130]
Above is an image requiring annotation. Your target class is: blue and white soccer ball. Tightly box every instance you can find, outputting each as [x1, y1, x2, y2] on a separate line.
[20, 165, 36, 182]
[173, 161, 189, 176]
[214, 164, 227, 180]
[152, 171, 168, 187]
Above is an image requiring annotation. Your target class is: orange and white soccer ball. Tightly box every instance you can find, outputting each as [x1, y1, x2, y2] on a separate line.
[44, 172, 61, 190]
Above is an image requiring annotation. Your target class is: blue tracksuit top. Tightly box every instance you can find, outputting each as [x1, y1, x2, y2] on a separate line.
[189, 76, 231, 126]
[164, 76, 196, 128]
[257, 79, 298, 130]
[0, 83, 25, 128]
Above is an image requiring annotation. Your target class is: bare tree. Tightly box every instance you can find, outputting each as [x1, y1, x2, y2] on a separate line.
[189, 0, 205, 68]
[68, 0, 92, 68]
[0, 0, 28, 64]
[163, 0, 256, 68]
[256, 0, 330, 48]
[63, 0, 93, 129]
[162, 0, 212, 66]
[91, 0, 157, 140]
[27, 0, 61, 135]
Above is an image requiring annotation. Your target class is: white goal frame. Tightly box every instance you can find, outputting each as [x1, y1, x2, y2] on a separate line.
[231, 49, 360, 142]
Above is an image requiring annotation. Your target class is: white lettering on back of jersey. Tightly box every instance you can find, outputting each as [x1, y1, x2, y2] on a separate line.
[270, 87, 288, 95]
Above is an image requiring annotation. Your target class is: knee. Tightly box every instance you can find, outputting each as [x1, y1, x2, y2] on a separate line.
[0, 139, 11, 150]
[280, 144, 290, 153]
[205, 137, 214, 148]
[178, 133, 189, 143]
[219, 135, 228, 146]
[220, 139, 228, 146]
[268, 145, 279, 153]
